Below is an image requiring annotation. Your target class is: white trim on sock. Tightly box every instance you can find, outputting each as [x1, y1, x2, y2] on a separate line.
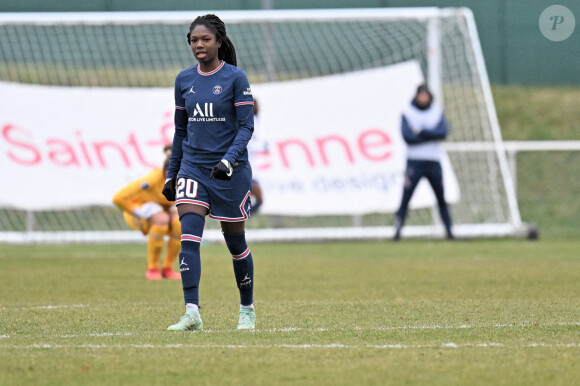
[186, 303, 199, 312]
[240, 304, 254, 310]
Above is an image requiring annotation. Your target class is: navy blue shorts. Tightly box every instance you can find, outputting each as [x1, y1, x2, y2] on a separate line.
[175, 163, 252, 222]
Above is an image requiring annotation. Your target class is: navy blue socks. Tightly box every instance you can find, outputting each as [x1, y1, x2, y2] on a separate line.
[223, 231, 254, 306]
[179, 213, 255, 307]
[179, 212, 205, 306]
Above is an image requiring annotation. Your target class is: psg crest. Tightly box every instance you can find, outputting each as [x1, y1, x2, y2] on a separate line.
[213, 85, 223, 95]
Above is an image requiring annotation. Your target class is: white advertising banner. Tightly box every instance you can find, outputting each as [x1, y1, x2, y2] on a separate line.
[0, 61, 459, 214]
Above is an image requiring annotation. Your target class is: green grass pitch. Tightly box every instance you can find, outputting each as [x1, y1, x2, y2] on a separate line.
[1, 240, 578, 385]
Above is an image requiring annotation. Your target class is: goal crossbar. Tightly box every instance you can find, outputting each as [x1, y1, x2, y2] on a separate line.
[0, 8, 463, 24]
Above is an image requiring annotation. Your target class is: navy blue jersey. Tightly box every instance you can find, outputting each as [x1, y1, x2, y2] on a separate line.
[167, 61, 254, 179]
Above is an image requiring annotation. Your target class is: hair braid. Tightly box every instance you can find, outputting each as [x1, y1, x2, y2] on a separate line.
[187, 14, 237, 67]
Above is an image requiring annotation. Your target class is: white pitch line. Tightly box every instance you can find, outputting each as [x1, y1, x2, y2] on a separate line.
[527, 343, 580, 348]
[1, 342, 579, 350]
[89, 332, 134, 337]
[367, 321, 580, 331]
[213, 322, 580, 334]
[10, 304, 90, 310]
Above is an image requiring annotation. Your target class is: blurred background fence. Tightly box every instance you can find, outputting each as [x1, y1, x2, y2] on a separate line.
[1, 0, 578, 86]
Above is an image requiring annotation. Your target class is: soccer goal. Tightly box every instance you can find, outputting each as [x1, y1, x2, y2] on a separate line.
[0, 8, 529, 243]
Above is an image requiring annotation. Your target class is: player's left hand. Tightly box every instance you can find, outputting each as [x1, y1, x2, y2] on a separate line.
[210, 160, 233, 180]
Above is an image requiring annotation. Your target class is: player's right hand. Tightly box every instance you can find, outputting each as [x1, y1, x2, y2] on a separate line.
[162, 178, 176, 201]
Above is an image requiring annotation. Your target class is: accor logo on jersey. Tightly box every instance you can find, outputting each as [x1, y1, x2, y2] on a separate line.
[188, 102, 226, 122]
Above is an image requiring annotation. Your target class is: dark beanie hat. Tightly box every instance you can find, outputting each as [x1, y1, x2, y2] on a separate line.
[416, 83, 431, 95]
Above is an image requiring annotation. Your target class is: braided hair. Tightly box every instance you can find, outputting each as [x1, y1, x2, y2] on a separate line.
[187, 14, 237, 67]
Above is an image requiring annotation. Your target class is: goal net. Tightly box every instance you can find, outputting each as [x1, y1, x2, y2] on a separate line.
[0, 8, 526, 243]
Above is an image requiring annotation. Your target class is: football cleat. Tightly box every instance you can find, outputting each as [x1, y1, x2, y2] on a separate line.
[237, 307, 256, 330]
[146, 269, 162, 280]
[161, 268, 181, 280]
[167, 309, 204, 331]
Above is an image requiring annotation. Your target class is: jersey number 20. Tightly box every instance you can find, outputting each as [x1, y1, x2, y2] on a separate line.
[176, 178, 199, 199]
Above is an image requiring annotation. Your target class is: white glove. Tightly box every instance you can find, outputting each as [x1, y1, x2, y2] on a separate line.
[132, 202, 163, 219]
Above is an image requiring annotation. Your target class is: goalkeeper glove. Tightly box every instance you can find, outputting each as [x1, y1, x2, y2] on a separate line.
[132, 202, 163, 219]
[210, 159, 233, 180]
[162, 178, 176, 201]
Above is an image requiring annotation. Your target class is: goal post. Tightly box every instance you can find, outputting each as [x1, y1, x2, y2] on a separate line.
[0, 8, 529, 243]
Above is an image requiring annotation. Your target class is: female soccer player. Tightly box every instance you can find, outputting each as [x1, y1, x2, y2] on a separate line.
[163, 14, 256, 331]
[112, 157, 181, 280]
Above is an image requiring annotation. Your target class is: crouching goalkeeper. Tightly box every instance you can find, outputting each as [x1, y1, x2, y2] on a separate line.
[113, 157, 181, 280]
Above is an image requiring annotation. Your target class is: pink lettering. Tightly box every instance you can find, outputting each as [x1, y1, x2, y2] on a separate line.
[277, 139, 315, 168]
[93, 140, 131, 168]
[358, 129, 392, 161]
[2, 122, 393, 172]
[47, 139, 80, 166]
[316, 135, 355, 166]
[252, 150, 271, 171]
[2, 124, 162, 169]
[128, 132, 157, 169]
[270, 128, 392, 169]
[147, 110, 174, 149]
[75, 131, 93, 167]
[3, 124, 41, 165]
